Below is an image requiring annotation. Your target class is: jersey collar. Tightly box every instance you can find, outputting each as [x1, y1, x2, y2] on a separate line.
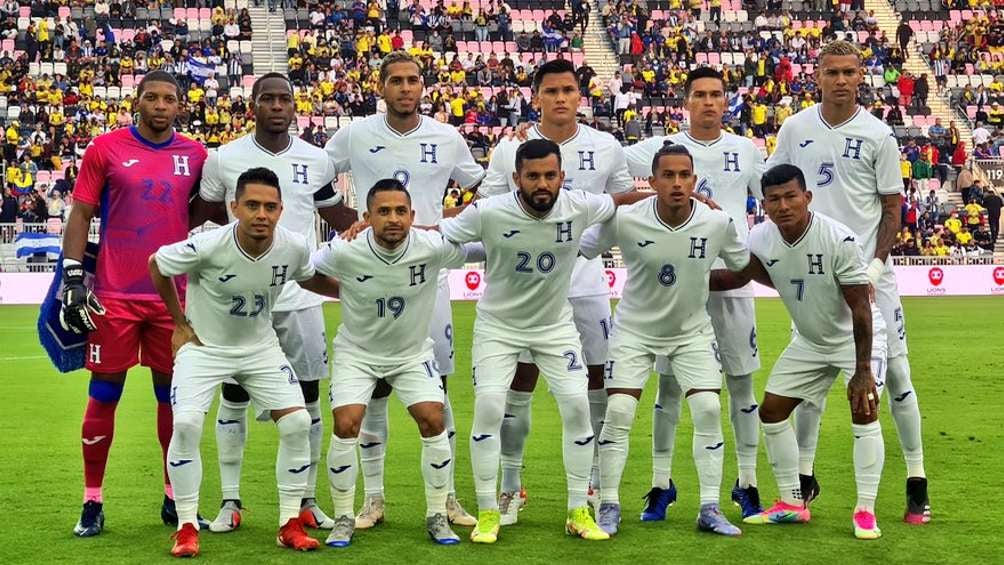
[513, 190, 558, 221]
[532, 123, 581, 146]
[252, 134, 293, 156]
[366, 230, 411, 265]
[129, 125, 175, 149]
[816, 105, 861, 130]
[232, 224, 275, 262]
[653, 197, 697, 232]
[780, 212, 815, 248]
[683, 131, 724, 147]
[382, 114, 423, 137]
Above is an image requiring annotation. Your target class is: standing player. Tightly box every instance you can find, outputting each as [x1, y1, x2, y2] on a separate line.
[312, 180, 484, 548]
[439, 139, 651, 544]
[709, 164, 887, 540]
[191, 73, 357, 532]
[323, 50, 485, 528]
[582, 144, 748, 537]
[623, 66, 766, 522]
[61, 71, 208, 537]
[150, 167, 342, 557]
[477, 58, 635, 522]
[767, 40, 930, 523]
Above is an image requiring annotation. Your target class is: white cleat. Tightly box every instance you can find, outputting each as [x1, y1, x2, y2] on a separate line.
[446, 494, 477, 527]
[209, 500, 243, 533]
[354, 495, 385, 529]
[499, 490, 527, 526]
[299, 499, 336, 529]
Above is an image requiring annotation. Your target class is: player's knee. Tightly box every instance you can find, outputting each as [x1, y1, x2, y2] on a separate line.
[172, 410, 205, 449]
[412, 403, 445, 437]
[333, 410, 363, 438]
[686, 391, 721, 430]
[605, 394, 638, 431]
[221, 382, 251, 403]
[473, 392, 506, 427]
[276, 409, 311, 442]
[757, 398, 791, 424]
[299, 380, 319, 404]
[88, 378, 125, 403]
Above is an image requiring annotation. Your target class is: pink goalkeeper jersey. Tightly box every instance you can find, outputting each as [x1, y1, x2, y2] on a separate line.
[73, 126, 207, 300]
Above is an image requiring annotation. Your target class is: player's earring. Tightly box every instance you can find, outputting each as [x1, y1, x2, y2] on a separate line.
[133, 112, 140, 125]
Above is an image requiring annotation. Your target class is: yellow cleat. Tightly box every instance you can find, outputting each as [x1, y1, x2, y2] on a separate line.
[470, 510, 501, 544]
[565, 507, 610, 541]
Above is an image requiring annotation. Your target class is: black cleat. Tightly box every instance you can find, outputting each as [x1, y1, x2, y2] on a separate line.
[73, 501, 105, 537]
[799, 474, 821, 505]
[161, 495, 210, 530]
[904, 477, 931, 524]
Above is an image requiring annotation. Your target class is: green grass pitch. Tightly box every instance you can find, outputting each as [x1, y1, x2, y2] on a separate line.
[1, 297, 1002, 564]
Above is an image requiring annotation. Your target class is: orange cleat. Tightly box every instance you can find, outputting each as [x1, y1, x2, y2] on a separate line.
[277, 518, 320, 551]
[170, 523, 200, 558]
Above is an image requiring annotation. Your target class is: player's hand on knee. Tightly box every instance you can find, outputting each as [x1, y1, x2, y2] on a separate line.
[847, 369, 878, 418]
[59, 260, 106, 334]
[171, 322, 203, 357]
[339, 220, 369, 242]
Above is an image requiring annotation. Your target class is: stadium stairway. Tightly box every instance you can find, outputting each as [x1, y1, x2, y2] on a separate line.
[250, 6, 288, 74]
[581, 1, 620, 93]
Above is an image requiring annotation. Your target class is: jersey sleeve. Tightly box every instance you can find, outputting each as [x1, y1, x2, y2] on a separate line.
[479, 141, 512, 197]
[451, 132, 487, 189]
[747, 144, 766, 199]
[72, 138, 108, 206]
[155, 234, 204, 276]
[624, 136, 663, 178]
[579, 220, 616, 260]
[439, 200, 483, 243]
[310, 238, 345, 278]
[291, 236, 317, 282]
[875, 133, 904, 196]
[834, 233, 870, 286]
[437, 234, 473, 268]
[198, 148, 226, 202]
[604, 139, 635, 194]
[313, 157, 344, 208]
[719, 216, 751, 271]
[584, 192, 616, 226]
[324, 123, 353, 175]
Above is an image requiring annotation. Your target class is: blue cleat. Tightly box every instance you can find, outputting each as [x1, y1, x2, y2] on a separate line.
[597, 503, 621, 535]
[731, 480, 764, 523]
[697, 503, 742, 536]
[325, 515, 354, 548]
[640, 480, 677, 521]
[427, 513, 461, 545]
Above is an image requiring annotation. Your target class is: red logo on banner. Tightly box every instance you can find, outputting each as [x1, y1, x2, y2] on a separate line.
[605, 270, 616, 288]
[928, 267, 944, 286]
[465, 271, 481, 290]
[993, 267, 1004, 286]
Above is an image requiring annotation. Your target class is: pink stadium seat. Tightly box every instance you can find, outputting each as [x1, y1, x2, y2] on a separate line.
[122, 75, 135, 87]
[504, 41, 516, 53]
[532, 10, 545, 20]
[18, 6, 28, 17]
[186, 8, 199, 20]
[572, 52, 583, 66]
[199, 8, 211, 20]
[696, 52, 708, 64]
[242, 75, 255, 88]
[58, 6, 70, 18]
[545, 52, 557, 61]
[1, 39, 13, 52]
[708, 52, 720, 65]
[296, 116, 309, 130]
[174, 8, 186, 19]
[480, 41, 493, 52]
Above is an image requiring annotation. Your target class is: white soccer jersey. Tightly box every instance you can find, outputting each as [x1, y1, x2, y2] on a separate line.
[155, 223, 315, 350]
[581, 198, 749, 347]
[766, 106, 902, 259]
[440, 189, 615, 330]
[479, 124, 633, 298]
[310, 228, 470, 365]
[199, 134, 339, 312]
[748, 212, 871, 352]
[626, 131, 765, 297]
[324, 114, 486, 226]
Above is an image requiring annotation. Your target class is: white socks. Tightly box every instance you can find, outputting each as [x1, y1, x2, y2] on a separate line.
[652, 374, 681, 489]
[327, 434, 358, 518]
[421, 430, 452, 517]
[688, 391, 725, 505]
[168, 409, 205, 529]
[470, 391, 506, 510]
[794, 399, 824, 476]
[499, 389, 532, 493]
[358, 396, 389, 498]
[886, 355, 926, 478]
[275, 410, 311, 525]
[852, 421, 885, 512]
[215, 398, 248, 501]
[305, 401, 322, 500]
[762, 419, 802, 505]
[598, 393, 638, 504]
[587, 388, 607, 490]
[442, 396, 459, 496]
[726, 374, 759, 488]
[555, 392, 593, 510]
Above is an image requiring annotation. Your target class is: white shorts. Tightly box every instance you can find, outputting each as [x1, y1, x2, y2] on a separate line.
[430, 279, 455, 376]
[607, 330, 723, 393]
[330, 352, 445, 409]
[653, 294, 759, 376]
[765, 337, 888, 408]
[472, 320, 588, 396]
[874, 265, 908, 358]
[274, 306, 328, 382]
[517, 295, 612, 366]
[173, 343, 305, 414]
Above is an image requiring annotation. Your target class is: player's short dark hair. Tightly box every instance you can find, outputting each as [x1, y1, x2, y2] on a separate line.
[366, 178, 412, 210]
[137, 70, 182, 98]
[532, 58, 576, 93]
[515, 138, 562, 172]
[684, 66, 726, 96]
[235, 167, 282, 201]
[761, 164, 807, 194]
[651, 142, 693, 174]
[252, 72, 293, 100]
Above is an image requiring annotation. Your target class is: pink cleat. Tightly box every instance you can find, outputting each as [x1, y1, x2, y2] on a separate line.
[746, 501, 810, 525]
[853, 510, 882, 540]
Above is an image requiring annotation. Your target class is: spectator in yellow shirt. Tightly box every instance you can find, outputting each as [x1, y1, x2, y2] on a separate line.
[900, 154, 912, 192]
[188, 84, 205, 104]
[449, 96, 465, 126]
[964, 201, 984, 229]
[945, 212, 962, 234]
[956, 227, 973, 245]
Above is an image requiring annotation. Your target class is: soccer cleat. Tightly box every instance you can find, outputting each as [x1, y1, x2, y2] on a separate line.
[299, 498, 335, 529]
[731, 480, 765, 523]
[597, 502, 621, 536]
[277, 517, 320, 551]
[427, 513, 461, 545]
[324, 515, 355, 548]
[746, 500, 810, 525]
[499, 489, 527, 526]
[208, 499, 242, 533]
[697, 503, 742, 536]
[853, 510, 882, 540]
[354, 495, 385, 529]
[446, 494, 477, 527]
[799, 474, 821, 505]
[565, 506, 610, 540]
[904, 477, 931, 524]
[73, 500, 105, 537]
[470, 510, 501, 544]
[162, 496, 210, 530]
[640, 480, 677, 521]
[170, 523, 200, 558]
